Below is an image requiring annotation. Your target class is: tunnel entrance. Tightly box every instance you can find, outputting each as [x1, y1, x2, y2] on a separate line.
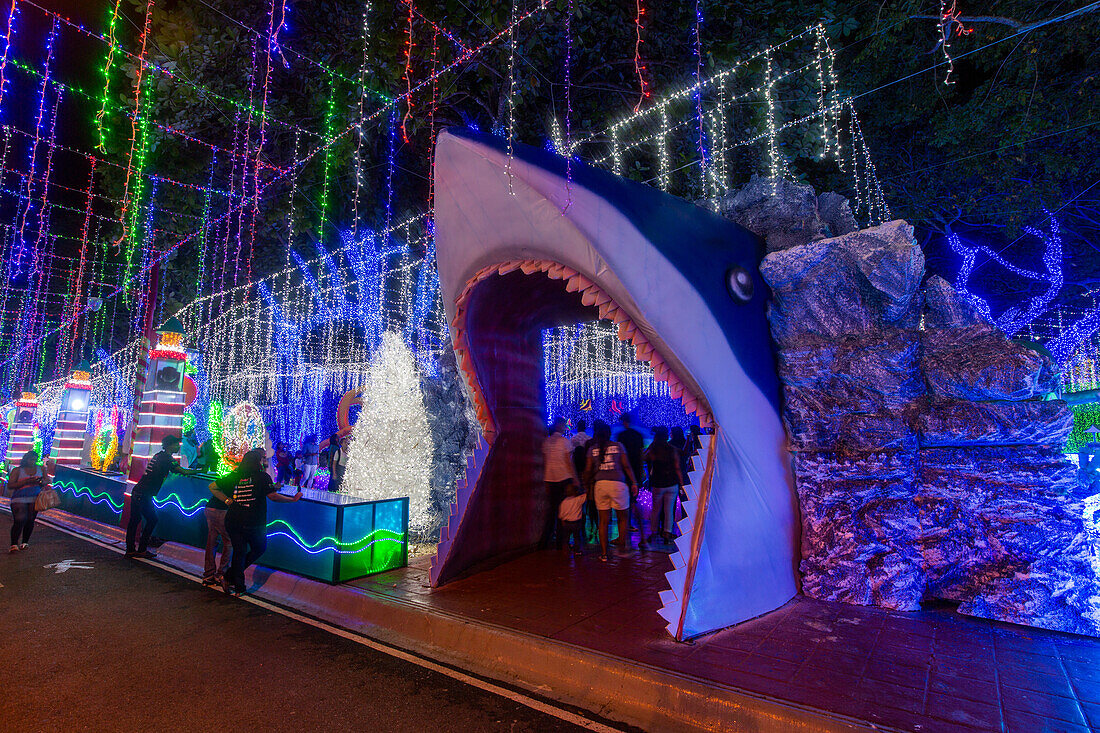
[432, 261, 709, 586]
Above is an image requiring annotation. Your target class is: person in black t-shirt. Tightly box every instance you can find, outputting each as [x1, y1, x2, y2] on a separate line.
[644, 427, 685, 543]
[209, 448, 301, 595]
[126, 435, 201, 559]
[615, 414, 648, 549]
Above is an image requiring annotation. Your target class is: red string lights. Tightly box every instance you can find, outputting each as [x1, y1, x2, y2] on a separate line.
[0, 0, 18, 112]
[0, 0, 555, 388]
[633, 0, 649, 112]
[401, 2, 415, 144]
[938, 0, 974, 85]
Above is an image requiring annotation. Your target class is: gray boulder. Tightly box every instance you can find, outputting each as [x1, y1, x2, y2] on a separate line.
[923, 275, 994, 331]
[783, 388, 917, 452]
[817, 192, 860, 237]
[918, 446, 1099, 635]
[777, 332, 921, 402]
[712, 175, 858, 252]
[917, 399, 1074, 447]
[795, 451, 925, 610]
[923, 326, 1059, 400]
[761, 221, 924, 348]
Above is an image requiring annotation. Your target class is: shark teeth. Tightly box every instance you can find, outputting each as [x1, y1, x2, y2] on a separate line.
[658, 432, 714, 637]
[440, 258, 719, 620]
[449, 258, 715, 453]
[430, 435, 492, 586]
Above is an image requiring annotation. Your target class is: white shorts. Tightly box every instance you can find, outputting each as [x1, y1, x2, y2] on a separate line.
[594, 480, 630, 511]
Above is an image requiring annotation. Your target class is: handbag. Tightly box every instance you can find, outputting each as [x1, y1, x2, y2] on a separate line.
[34, 486, 61, 512]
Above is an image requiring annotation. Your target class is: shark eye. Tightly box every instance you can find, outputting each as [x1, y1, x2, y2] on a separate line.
[725, 267, 755, 304]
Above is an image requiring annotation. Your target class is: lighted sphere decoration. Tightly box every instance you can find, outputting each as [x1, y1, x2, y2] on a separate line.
[220, 402, 267, 470]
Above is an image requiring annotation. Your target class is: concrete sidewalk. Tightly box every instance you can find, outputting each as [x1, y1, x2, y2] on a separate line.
[19, 504, 1100, 733]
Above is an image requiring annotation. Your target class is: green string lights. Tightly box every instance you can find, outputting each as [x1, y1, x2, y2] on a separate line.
[94, 0, 121, 152]
[318, 71, 338, 246]
[1068, 402, 1100, 454]
[266, 518, 404, 553]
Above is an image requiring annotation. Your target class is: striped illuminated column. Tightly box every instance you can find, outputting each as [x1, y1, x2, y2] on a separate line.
[126, 317, 188, 488]
[8, 393, 38, 468]
[50, 362, 93, 468]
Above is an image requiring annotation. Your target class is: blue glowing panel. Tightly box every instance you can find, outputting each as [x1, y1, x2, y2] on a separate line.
[265, 499, 341, 582]
[54, 465, 126, 526]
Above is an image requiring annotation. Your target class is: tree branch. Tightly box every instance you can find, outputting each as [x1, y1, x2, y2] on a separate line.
[910, 14, 1022, 29]
[911, 1, 1100, 34]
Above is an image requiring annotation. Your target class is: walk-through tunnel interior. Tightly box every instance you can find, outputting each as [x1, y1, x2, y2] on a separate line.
[435, 269, 600, 581]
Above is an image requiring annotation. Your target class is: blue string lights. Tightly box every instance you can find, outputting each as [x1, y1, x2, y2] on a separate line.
[542, 322, 696, 431]
[950, 212, 1100, 370]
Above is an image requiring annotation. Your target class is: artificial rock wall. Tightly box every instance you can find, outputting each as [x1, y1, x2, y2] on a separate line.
[731, 190, 1100, 635]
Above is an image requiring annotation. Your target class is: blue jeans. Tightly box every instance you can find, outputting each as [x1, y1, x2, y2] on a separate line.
[10, 494, 37, 546]
[226, 520, 267, 592]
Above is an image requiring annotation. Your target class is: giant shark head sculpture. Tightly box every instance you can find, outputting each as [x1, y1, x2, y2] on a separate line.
[430, 128, 798, 639]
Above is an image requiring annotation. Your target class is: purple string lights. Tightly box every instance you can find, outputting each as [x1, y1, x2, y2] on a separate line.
[692, 0, 708, 178]
[562, 0, 573, 214]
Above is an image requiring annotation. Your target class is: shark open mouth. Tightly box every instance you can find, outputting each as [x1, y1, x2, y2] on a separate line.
[453, 260, 715, 439]
[429, 129, 799, 640]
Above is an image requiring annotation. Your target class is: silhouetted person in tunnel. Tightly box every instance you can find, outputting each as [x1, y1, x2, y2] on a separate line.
[540, 418, 578, 549]
[616, 414, 647, 549]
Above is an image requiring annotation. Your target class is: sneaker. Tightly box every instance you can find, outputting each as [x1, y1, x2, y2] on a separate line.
[124, 550, 137, 558]
[598, 554, 608, 562]
[19, 543, 28, 550]
[8, 545, 18, 553]
[135, 549, 157, 560]
[201, 576, 218, 587]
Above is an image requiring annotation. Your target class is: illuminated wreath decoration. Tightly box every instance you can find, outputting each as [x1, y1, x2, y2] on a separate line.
[220, 402, 267, 470]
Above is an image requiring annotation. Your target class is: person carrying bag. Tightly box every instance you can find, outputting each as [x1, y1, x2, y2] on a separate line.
[35, 472, 60, 512]
[8, 450, 48, 552]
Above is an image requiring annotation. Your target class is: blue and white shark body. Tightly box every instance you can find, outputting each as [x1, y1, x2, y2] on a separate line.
[430, 128, 797, 639]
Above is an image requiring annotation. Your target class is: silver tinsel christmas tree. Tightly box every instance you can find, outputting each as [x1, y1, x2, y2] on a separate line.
[343, 331, 435, 536]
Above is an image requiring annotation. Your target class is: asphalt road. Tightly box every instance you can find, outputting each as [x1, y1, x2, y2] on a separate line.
[0, 522, 601, 733]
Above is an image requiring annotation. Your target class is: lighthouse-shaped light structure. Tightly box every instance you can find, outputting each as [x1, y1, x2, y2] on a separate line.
[7, 392, 38, 468]
[51, 362, 93, 468]
[126, 317, 188, 487]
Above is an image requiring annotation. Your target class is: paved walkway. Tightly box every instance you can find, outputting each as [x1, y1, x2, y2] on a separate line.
[353, 549, 1100, 733]
[13, 503, 1100, 732]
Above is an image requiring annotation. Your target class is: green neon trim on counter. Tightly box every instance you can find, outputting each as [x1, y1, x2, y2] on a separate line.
[265, 518, 405, 552]
[55, 481, 125, 512]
